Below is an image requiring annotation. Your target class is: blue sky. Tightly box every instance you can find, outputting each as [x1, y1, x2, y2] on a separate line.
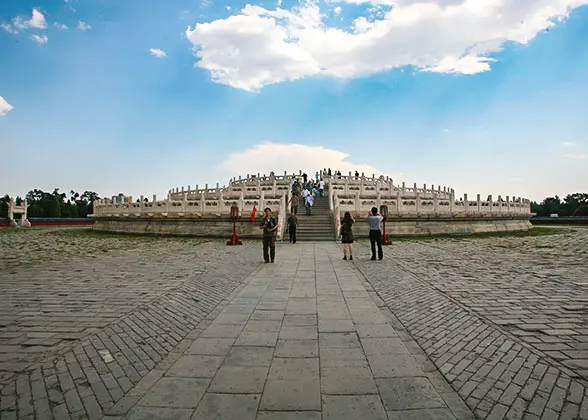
[1, 0, 587, 202]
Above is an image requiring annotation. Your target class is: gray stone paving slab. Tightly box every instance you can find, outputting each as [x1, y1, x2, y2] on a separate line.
[190, 394, 259, 420]
[256, 411, 321, 420]
[208, 366, 269, 394]
[137, 377, 209, 408]
[321, 365, 378, 394]
[267, 358, 319, 380]
[126, 407, 193, 420]
[353, 229, 588, 420]
[165, 356, 224, 378]
[274, 340, 318, 358]
[259, 378, 321, 411]
[1, 236, 478, 419]
[0, 232, 265, 420]
[234, 332, 279, 347]
[321, 395, 388, 420]
[386, 408, 457, 420]
[224, 346, 274, 367]
[377, 377, 448, 410]
[368, 353, 425, 377]
[184, 338, 234, 356]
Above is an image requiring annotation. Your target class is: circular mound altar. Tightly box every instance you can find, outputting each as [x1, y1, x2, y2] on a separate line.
[91, 171, 532, 239]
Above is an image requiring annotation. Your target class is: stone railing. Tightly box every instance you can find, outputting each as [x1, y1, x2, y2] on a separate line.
[330, 187, 342, 240]
[331, 190, 531, 218]
[166, 171, 301, 201]
[228, 171, 304, 186]
[92, 191, 286, 220]
[325, 173, 453, 199]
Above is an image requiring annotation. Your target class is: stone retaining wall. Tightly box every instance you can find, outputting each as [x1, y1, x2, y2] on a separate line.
[94, 216, 532, 239]
[348, 217, 532, 238]
[93, 217, 269, 238]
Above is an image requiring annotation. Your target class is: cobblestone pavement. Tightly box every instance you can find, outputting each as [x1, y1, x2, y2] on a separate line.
[0, 229, 261, 419]
[104, 242, 473, 420]
[354, 228, 588, 420]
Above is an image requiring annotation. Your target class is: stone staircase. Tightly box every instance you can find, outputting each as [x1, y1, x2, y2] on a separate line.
[291, 192, 334, 242]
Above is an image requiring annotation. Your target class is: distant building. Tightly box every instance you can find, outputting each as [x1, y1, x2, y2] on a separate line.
[111, 194, 132, 204]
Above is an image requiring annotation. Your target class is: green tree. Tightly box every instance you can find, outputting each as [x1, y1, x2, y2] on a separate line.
[0, 195, 10, 218]
[540, 196, 562, 216]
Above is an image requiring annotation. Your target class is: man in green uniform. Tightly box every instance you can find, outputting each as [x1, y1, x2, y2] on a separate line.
[259, 207, 279, 263]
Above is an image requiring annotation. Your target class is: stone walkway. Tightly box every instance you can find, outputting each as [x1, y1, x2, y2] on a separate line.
[106, 243, 474, 420]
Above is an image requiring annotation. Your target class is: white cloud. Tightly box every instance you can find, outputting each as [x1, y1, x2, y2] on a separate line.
[218, 142, 403, 181]
[4, 8, 48, 33]
[54, 22, 68, 30]
[226, 6, 232, 11]
[559, 141, 575, 146]
[77, 21, 91, 30]
[15, 8, 47, 30]
[334, 6, 342, 15]
[565, 153, 587, 160]
[186, 0, 588, 91]
[31, 34, 48, 45]
[149, 48, 168, 58]
[1, 23, 16, 33]
[0, 96, 14, 116]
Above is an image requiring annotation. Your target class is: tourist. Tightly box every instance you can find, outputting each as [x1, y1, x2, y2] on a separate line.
[319, 179, 325, 196]
[327, 168, 332, 176]
[340, 212, 354, 260]
[312, 185, 320, 198]
[365, 207, 383, 260]
[315, 171, 319, 181]
[287, 212, 298, 244]
[291, 180, 299, 196]
[303, 172, 308, 184]
[303, 188, 313, 215]
[259, 207, 279, 263]
[355, 170, 359, 179]
[289, 194, 300, 215]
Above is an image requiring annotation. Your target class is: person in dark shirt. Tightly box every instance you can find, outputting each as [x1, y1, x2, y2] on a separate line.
[287, 212, 298, 244]
[340, 211, 354, 260]
[365, 207, 384, 260]
[259, 207, 279, 263]
[289, 194, 300, 214]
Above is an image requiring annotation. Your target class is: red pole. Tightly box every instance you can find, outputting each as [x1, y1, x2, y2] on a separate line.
[382, 216, 392, 245]
[227, 212, 243, 245]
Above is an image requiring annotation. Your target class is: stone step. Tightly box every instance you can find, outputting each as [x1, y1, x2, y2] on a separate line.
[284, 232, 335, 241]
[296, 230, 334, 235]
[296, 221, 332, 225]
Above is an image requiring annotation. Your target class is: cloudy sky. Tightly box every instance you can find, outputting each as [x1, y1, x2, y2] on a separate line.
[1, 0, 587, 202]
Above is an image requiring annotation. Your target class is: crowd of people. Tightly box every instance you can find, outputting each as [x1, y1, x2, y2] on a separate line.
[258, 171, 385, 264]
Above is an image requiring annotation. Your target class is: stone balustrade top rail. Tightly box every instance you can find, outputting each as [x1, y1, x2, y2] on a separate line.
[165, 170, 457, 201]
[93, 172, 531, 220]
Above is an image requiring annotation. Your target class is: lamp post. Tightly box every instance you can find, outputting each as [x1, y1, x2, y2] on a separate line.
[227, 205, 243, 245]
[380, 204, 392, 245]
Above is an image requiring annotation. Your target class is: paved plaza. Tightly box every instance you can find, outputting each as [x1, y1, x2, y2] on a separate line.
[0, 228, 587, 419]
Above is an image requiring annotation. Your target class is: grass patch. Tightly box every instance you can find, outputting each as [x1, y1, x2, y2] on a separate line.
[55, 228, 216, 243]
[368, 227, 569, 242]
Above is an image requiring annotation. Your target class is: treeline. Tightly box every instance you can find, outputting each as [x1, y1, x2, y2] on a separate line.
[0, 189, 100, 218]
[1, 189, 587, 219]
[531, 193, 588, 217]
